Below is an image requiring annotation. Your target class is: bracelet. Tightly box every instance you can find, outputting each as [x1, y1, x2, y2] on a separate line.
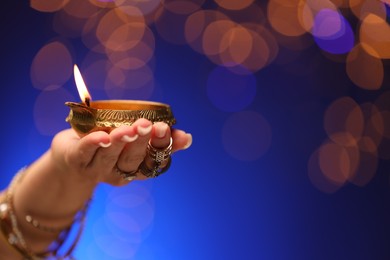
[0, 167, 91, 259]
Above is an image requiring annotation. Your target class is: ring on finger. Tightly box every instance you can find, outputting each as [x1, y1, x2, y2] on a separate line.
[114, 163, 138, 181]
[139, 137, 173, 178]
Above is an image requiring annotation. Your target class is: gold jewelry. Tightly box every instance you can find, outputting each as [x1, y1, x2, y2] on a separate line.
[114, 163, 138, 181]
[139, 138, 173, 178]
[0, 167, 91, 259]
[25, 215, 71, 233]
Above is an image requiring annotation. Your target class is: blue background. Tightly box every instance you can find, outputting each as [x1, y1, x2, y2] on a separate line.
[1, 1, 390, 260]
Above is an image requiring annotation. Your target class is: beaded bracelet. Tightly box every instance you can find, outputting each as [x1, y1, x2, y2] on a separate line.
[0, 167, 91, 259]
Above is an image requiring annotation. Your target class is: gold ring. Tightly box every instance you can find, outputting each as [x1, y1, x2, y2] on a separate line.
[114, 163, 138, 181]
[139, 138, 173, 178]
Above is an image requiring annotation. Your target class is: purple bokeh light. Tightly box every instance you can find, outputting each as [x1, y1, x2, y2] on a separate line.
[312, 9, 355, 54]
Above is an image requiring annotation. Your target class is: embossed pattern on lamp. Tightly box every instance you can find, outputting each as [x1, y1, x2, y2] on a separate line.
[65, 65, 176, 137]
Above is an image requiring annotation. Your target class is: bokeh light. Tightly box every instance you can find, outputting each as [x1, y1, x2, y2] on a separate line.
[33, 87, 74, 136]
[360, 13, 390, 59]
[30, 41, 73, 90]
[312, 9, 354, 54]
[267, 0, 307, 37]
[30, 0, 69, 12]
[214, 0, 255, 11]
[323, 96, 364, 146]
[164, 0, 205, 15]
[346, 43, 384, 90]
[308, 148, 344, 194]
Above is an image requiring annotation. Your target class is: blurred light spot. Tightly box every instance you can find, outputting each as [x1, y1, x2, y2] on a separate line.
[184, 10, 230, 54]
[108, 183, 152, 208]
[297, 0, 339, 33]
[33, 88, 74, 136]
[115, 0, 162, 16]
[104, 65, 155, 100]
[360, 103, 384, 149]
[92, 217, 139, 259]
[318, 141, 354, 184]
[81, 12, 106, 53]
[81, 59, 110, 91]
[53, 9, 93, 38]
[275, 31, 314, 51]
[202, 19, 236, 56]
[96, 7, 146, 52]
[323, 97, 364, 146]
[30, 0, 69, 12]
[107, 26, 155, 70]
[242, 23, 279, 67]
[346, 43, 384, 90]
[225, 28, 270, 72]
[349, 143, 379, 187]
[206, 66, 256, 112]
[350, 0, 387, 21]
[63, 0, 100, 18]
[267, 0, 307, 37]
[164, 0, 205, 15]
[360, 13, 390, 59]
[329, 0, 350, 7]
[107, 211, 142, 235]
[30, 41, 73, 90]
[214, 0, 255, 10]
[89, 0, 116, 8]
[312, 9, 354, 54]
[222, 111, 272, 161]
[219, 25, 253, 65]
[106, 196, 154, 233]
[218, 3, 266, 25]
[307, 148, 343, 193]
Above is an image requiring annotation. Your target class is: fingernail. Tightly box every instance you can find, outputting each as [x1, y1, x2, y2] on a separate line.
[121, 134, 139, 143]
[99, 142, 112, 148]
[183, 134, 192, 150]
[137, 125, 152, 136]
[155, 124, 168, 138]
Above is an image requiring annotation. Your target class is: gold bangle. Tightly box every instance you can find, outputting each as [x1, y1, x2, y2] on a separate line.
[25, 215, 72, 233]
[2, 166, 92, 259]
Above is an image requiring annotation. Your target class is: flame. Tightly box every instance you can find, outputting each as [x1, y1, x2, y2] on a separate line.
[73, 64, 91, 104]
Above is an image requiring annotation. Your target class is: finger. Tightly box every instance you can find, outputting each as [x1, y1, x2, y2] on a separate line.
[116, 118, 153, 177]
[50, 129, 111, 180]
[136, 122, 172, 179]
[151, 121, 171, 148]
[171, 129, 192, 152]
[89, 125, 139, 183]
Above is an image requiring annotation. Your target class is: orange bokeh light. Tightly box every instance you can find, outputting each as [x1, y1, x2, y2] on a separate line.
[214, 0, 255, 11]
[346, 43, 384, 90]
[360, 13, 390, 59]
[324, 97, 364, 146]
[268, 0, 307, 37]
[30, 0, 69, 12]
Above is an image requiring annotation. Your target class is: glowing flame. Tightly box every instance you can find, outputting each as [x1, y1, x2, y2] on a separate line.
[73, 64, 91, 104]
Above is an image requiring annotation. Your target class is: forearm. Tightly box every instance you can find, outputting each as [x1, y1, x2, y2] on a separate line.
[6, 150, 97, 253]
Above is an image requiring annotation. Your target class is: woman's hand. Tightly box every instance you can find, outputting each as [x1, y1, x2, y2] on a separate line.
[50, 118, 192, 186]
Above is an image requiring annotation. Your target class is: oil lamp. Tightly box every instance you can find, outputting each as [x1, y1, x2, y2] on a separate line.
[65, 65, 176, 137]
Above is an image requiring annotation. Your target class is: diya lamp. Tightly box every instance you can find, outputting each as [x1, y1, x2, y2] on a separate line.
[65, 65, 176, 137]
